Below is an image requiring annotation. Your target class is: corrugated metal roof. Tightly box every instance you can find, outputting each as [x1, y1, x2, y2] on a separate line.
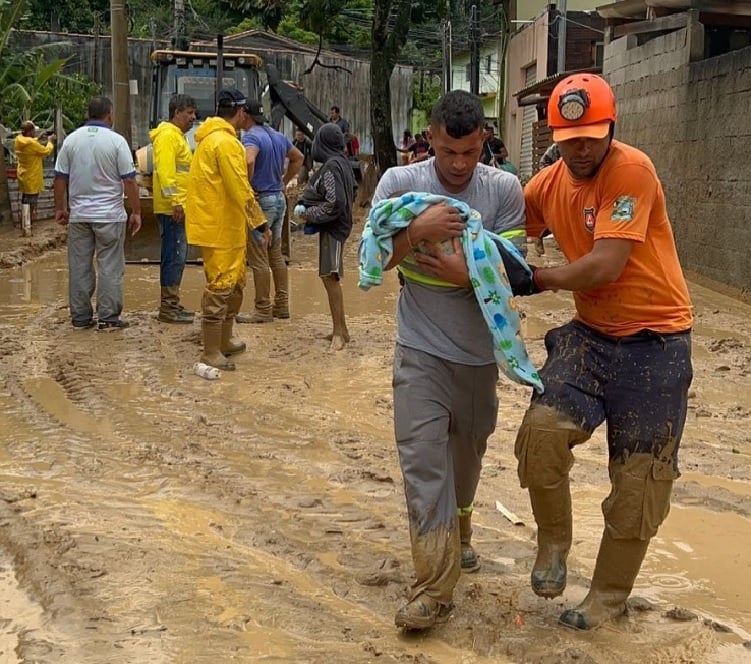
[514, 66, 602, 104]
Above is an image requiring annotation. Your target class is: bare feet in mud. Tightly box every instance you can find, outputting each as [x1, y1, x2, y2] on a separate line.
[329, 335, 347, 351]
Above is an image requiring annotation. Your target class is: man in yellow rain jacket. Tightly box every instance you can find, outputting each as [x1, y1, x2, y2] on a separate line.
[14, 120, 56, 221]
[185, 88, 266, 371]
[150, 94, 197, 324]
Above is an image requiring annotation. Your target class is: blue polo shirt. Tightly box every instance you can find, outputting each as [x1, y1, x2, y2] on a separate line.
[241, 125, 292, 196]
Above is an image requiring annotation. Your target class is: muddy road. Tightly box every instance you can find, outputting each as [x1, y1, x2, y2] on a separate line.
[0, 220, 749, 663]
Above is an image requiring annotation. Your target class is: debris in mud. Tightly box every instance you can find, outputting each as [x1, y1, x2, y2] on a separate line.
[0, 488, 37, 503]
[130, 623, 167, 635]
[703, 618, 733, 632]
[627, 596, 657, 612]
[664, 606, 698, 622]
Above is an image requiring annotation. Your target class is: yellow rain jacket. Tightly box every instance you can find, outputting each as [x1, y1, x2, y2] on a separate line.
[186, 117, 265, 250]
[149, 121, 192, 215]
[14, 135, 54, 195]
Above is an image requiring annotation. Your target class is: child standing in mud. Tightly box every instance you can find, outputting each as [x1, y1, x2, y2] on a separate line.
[294, 123, 356, 351]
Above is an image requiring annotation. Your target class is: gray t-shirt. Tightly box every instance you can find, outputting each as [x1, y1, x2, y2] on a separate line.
[372, 158, 525, 366]
[54, 122, 135, 223]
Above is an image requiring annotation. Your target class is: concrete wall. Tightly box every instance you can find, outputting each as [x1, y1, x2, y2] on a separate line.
[13, 31, 164, 149]
[604, 24, 751, 298]
[505, 16, 552, 165]
[13, 31, 413, 154]
[451, 39, 502, 119]
[225, 44, 413, 154]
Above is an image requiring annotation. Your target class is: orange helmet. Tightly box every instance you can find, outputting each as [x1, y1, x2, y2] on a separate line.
[547, 73, 616, 142]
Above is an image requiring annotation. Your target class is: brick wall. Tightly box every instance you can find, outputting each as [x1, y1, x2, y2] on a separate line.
[604, 26, 751, 299]
[6, 167, 55, 223]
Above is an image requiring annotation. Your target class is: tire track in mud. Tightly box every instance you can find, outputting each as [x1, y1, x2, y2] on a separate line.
[1, 246, 750, 662]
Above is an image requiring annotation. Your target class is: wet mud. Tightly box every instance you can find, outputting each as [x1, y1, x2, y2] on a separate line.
[0, 221, 750, 663]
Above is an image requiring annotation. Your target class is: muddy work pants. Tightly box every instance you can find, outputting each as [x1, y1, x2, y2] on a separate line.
[516, 321, 693, 542]
[393, 344, 498, 606]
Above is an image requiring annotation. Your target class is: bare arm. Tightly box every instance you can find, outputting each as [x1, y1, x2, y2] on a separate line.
[245, 145, 259, 182]
[535, 238, 633, 291]
[53, 175, 69, 225]
[122, 177, 142, 236]
[283, 145, 304, 186]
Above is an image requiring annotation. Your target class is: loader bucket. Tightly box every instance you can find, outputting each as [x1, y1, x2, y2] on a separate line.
[124, 194, 202, 263]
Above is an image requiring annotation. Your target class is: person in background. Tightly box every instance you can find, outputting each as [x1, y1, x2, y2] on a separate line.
[398, 129, 416, 165]
[15, 120, 56, 223]
[294, 124, 355, 351]
[407, 133, 430, 164]
[150, 93, 197, 324]
[53, 96, 141, 331]
[236, 101, 303, 324]
[517, 73, 693, 631]
[292, 127, 313, 185]
[370, 90, 526, 631]
[329, 105, 353, 156]
[480, 124, 507, 167]
[185, 88, 266, 370]
[539, 142, 561, 169]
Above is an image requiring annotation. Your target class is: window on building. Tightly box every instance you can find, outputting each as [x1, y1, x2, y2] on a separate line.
[592, 41, 604, 67]
[485, 54, 492, 75]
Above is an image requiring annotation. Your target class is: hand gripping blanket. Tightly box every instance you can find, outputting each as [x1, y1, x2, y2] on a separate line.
[359, 192, 544, 394]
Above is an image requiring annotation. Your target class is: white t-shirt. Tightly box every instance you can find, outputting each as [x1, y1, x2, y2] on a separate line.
[54, 122, 135, 223]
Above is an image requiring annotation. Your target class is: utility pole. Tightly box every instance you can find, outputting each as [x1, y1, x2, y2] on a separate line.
[469, 4, 481, 96]
[174, 0, 187, 50]
[110, 0, 132, 146]
[441, 19, 453, 94]
[557, 0, 568, 73]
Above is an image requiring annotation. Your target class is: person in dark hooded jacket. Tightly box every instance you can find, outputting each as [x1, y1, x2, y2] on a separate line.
[294, 124, 356, 351]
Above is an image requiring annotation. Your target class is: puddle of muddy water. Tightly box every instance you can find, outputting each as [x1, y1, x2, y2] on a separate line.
[570, 487, 751, 640]
[0, 244, 402, 323]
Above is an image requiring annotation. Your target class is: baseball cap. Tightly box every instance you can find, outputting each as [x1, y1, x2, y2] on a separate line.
[217, 88, 247, 108]
[244, 100, 266, 124]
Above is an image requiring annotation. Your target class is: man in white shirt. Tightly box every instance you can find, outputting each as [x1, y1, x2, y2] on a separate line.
[54, 96, 141, 331]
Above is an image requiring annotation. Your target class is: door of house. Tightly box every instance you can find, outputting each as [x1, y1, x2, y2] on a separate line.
[519, 65, 537, 179]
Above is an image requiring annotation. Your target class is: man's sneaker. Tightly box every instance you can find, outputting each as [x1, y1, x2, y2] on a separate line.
[97, 319, 130, 332]
[157, 309, 194, 324]
[236, 311, 273, 324]
[394, 595, 453, 631]
[72, 320, 96, 330]
[461, 543, 480, 573]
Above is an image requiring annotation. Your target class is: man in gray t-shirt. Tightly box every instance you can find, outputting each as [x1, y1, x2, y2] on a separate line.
[370, 91, 525, 631]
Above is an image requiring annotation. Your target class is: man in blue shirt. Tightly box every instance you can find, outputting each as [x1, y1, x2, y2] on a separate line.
[237, 101, 303, 323]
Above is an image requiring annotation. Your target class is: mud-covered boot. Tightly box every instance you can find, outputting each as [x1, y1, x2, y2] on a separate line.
[559, 530, 650, 630]
[271, 242, 290, 319]
[158, 286, 193, 323]
[222, 285, 247, 355]
[529, 477, 572, 598]
[394, 594, 453, 631]
[201, 320, 236, 370]
[221, 320, 246, 356]
[458, 512, 480, 573]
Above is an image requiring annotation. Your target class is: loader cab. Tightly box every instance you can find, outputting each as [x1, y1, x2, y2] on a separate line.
[150, 50, 263, 146]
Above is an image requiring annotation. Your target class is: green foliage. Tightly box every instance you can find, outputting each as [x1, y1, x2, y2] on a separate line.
[24, 0, 109, 34]
[30, 72, 103, 131]
[412, 72, 442, 116]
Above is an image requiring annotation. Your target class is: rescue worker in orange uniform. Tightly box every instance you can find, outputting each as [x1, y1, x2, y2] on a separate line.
[517, 73, 693, 630]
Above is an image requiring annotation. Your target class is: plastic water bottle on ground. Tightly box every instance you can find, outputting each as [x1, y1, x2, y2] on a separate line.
[193, 362, 220, 380]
